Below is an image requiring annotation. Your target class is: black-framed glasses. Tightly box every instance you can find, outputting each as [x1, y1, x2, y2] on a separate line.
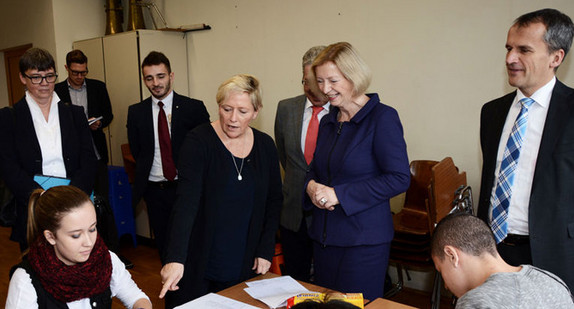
[70, 70, 89, 76]
[23, 73, 58, 84]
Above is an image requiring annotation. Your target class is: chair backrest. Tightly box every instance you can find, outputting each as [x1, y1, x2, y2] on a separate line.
[427, 157, 467, 234]
[120, 143, 136, 184]
[403, 160, 439, 212]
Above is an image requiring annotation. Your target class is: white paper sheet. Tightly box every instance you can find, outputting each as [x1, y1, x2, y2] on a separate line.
[174, 293, 261, 309]
[243, 276, 310, 308]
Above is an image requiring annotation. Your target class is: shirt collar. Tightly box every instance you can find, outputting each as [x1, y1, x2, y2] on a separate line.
[25, 91, 61, 118]
[304, 97, 330, 112]
[516, 76, 555, 109]
[152, 91, 174, 109]
[66, 79, 86, 91]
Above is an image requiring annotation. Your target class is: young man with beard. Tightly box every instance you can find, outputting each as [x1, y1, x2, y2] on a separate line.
[127, 51, 209, 262]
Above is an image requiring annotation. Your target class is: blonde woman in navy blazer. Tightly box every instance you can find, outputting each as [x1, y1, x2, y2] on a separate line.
[304, 42, 410, 300]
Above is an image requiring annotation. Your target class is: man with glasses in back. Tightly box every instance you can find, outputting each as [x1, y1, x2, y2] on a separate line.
[0, 47, 97, 251]
[55, 50, 113, 200]
[53, 50, 133, 268]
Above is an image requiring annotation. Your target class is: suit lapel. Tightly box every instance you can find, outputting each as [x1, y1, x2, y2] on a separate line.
[490, 93, 515, 151]
[143, 97, 155, 149]
[170, 92, 181, 144]
[57, 82, 72, 104]
[85, 79, 95, 116]
[58, 102, 73, 161]
[534, 80, 574, 175]
[291, 96, 307, 167]
[15, 100, 42, 168]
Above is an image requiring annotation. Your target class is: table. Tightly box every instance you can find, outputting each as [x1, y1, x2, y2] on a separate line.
[364, 298, 418, 309]
[217, 273, 416, 309]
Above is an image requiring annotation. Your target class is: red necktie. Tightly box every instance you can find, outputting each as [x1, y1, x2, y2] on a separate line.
[304, 106, 323, 165]
[158, 102, 176, 181]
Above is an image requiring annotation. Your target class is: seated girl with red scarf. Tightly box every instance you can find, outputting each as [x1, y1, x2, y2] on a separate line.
[5, 185, 152, 309]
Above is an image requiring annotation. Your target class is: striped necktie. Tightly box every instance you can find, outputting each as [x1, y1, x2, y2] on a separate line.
[490, 97, 535, 243]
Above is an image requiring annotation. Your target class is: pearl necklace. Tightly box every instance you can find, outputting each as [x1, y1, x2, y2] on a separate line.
[231, 153, 245, 181]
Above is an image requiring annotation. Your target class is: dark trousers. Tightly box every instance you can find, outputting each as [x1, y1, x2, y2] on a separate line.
[497, 237, 532, 266]
[280, 222, 313, 282]
[313, 242, 390, 300]
[94, 161, 120, 252]
[143, 181, 177, 263]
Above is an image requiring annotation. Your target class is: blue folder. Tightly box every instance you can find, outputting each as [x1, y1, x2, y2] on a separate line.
[33, 175, 94, 200]
[33, 175, 71, 189]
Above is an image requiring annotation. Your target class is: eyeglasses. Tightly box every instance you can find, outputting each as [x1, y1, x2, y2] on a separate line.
[70, 70, 89, 76]
[23, 73, 58, 84]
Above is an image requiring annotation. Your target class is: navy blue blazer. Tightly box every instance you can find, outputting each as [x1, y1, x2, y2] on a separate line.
[55, 78, 113, 163]
[126, 92, 210, 205]
[304, 93, 410, 246]
[0, 97, 97, 243]
[478, 80, 574, 290]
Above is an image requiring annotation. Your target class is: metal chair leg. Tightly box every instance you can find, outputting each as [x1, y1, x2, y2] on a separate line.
[431, 270, 442, 309]
[384, 263, 405, 298]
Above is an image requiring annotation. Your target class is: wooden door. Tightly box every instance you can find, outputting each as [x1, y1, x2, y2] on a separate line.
[2, 44, 32, 106]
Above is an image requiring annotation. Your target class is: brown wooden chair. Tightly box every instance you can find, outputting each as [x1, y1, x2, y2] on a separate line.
[427, 157, 467, 234]
[387, 157, 467, 309]
[392, 160, 439, 235]
[120, 143, 136, 184]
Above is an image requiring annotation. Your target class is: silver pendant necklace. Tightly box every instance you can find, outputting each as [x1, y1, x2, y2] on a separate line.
[231, 153, 245, 181]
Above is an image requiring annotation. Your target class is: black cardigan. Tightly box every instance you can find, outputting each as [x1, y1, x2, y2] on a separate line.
[164, 123, 283, 300]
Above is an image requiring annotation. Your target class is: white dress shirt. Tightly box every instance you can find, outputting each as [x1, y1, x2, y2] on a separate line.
[300, 98, 330, 153]
[491, 77, 555, 235]
[26, 91, 67, 178]
[148, 91, 175, 182]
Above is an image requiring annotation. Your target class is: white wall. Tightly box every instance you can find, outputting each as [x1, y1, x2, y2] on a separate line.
[52, 0, 107, 80]
[0, 0, 57, 107]
[162, 0, 574, 211]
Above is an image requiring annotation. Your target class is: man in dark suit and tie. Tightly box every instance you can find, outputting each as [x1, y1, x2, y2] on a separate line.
[127, 51, 209, 262]
[274, 46, 328, 282]
[478, 8, 574, 290]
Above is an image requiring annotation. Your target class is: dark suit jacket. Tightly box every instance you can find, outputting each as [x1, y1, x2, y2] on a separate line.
[55, 78, 113, 163]
[303, 93, 410, 246]
[126, 92, 210, 205]
[0, 97, 97, 243]
[274, 94, 312, 231]
[478, 80, 574, 290]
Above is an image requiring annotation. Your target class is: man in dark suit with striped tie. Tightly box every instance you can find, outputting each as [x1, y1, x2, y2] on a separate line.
[478, 8, 574, 290]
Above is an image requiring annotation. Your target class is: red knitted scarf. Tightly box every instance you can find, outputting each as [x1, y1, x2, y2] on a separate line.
[28, 234, 112, 303]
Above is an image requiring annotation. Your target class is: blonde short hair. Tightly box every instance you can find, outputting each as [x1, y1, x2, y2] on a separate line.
[312, 42, 372, 96]
[216, 74, 262, 111]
